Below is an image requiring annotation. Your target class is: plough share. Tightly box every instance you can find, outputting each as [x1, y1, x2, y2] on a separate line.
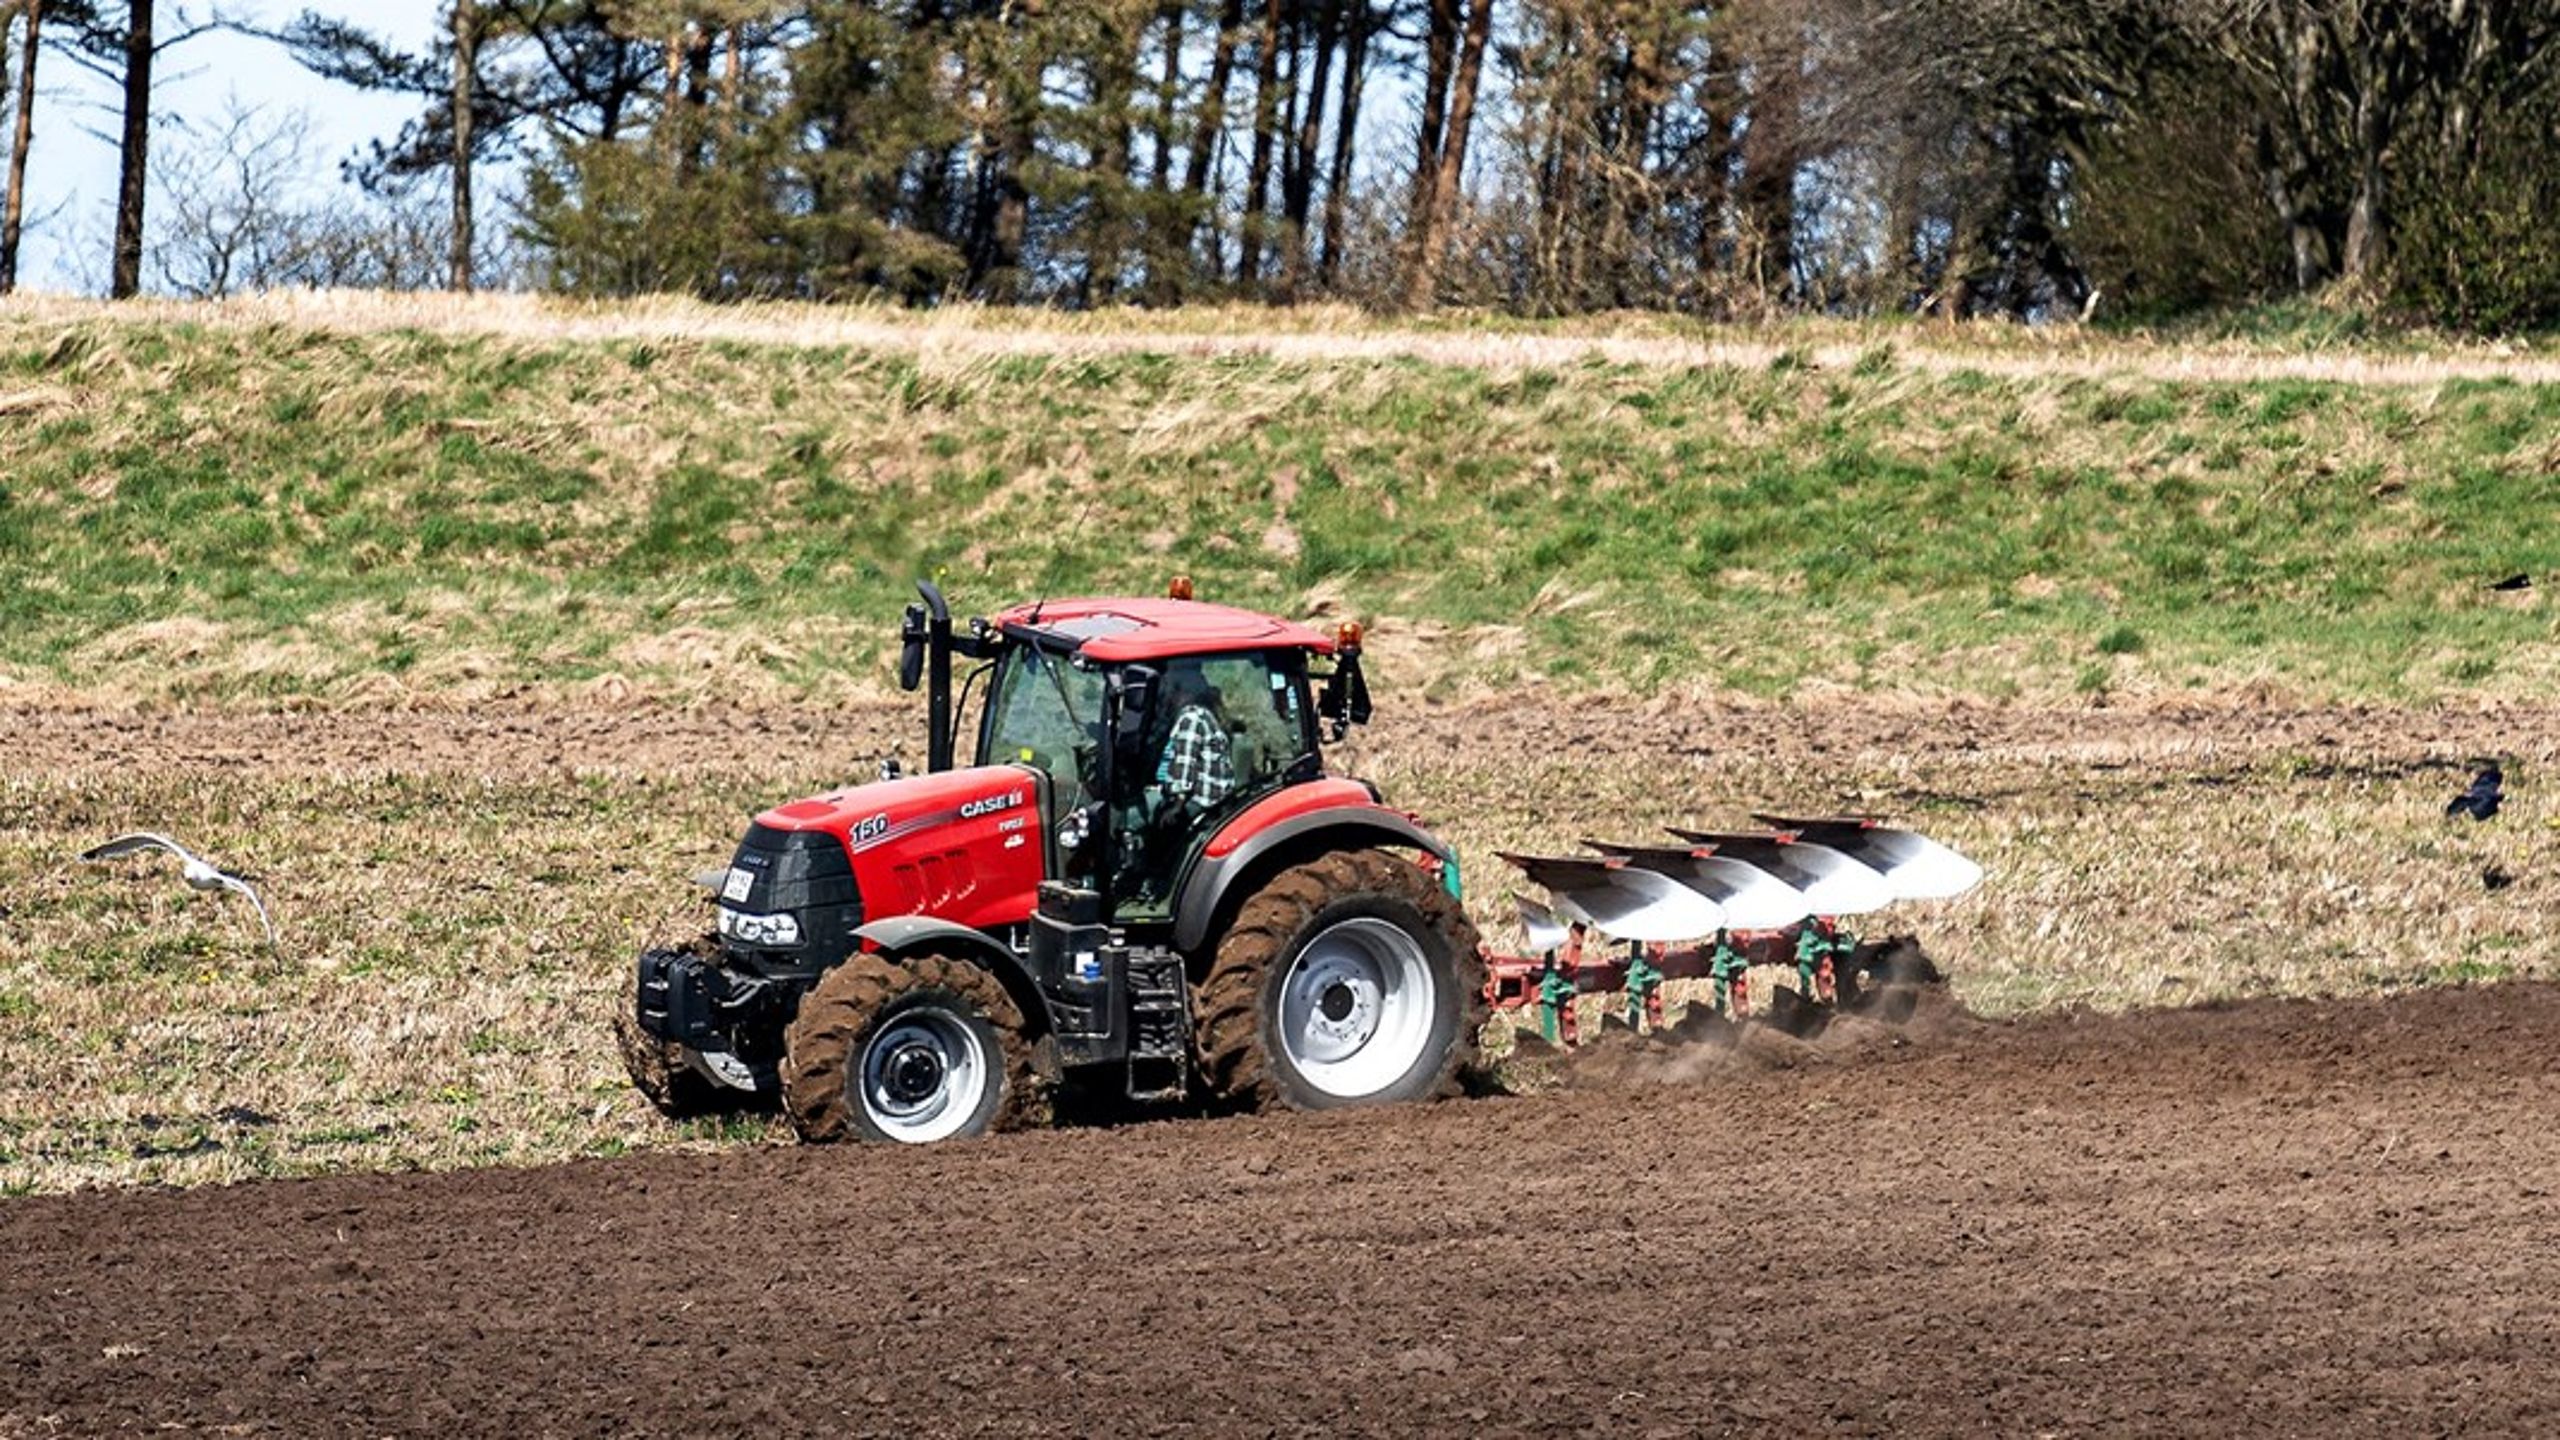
[1487, 816, 1982, 1045]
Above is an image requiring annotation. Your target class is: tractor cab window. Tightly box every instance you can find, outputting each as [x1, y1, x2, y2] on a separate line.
[1114, 651, 1314, 918]
[1155, 654, 1309, 800]
[982, 645, 1106, 801]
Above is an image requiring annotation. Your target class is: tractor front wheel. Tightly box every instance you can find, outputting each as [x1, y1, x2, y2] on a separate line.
[782, 953, 1047, 1143]
[1195, 848, 1484, 1112]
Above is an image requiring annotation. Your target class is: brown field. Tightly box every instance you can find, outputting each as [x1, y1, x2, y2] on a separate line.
[6, 976, 2559, 1435]
[3, 694, 2550, 1194]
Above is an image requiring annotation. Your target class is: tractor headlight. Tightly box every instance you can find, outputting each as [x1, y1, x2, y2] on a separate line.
[718, 907, 801, 946]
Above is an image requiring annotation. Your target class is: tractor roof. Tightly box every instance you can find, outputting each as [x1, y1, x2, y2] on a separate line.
[989, 596, 1338, 663]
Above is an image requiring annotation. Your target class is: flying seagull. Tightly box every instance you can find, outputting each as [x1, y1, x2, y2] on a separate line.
[2446, 765, 2504, 823]
[80, 833, 276, 946]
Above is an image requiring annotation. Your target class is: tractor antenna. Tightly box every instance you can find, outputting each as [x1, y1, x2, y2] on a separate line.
[1027, 488, 1104, 627]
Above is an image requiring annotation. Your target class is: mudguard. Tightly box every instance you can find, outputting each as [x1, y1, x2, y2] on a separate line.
[1173, 805, 1454, 955]
[851, 915, 1047, 1036]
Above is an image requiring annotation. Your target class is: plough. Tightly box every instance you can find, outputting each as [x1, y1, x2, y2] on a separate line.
[1485, 816, 1982, 1045]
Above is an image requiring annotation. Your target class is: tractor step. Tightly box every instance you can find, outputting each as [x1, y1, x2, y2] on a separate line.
[1123, 947, 1191, 1103]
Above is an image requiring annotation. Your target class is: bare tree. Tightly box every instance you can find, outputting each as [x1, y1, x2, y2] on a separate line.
[40, 0, 225, 296]
[1183, 0, 1248, 271]
[450, 0, 475, 291]
[109, 0, 150, 296]
[2174, 0, 2560, 292]
[1235, 0, 1283, 283]
[151, 95, 495, 295]
[1406, 0, 1492, 308]
[0, 0, 38, 294]
[152, 98, 311, 296]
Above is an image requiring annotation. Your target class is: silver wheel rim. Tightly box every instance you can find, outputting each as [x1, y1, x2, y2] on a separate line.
[858, 1008, 989, 1143]
[1277, 917, 1438, 1100]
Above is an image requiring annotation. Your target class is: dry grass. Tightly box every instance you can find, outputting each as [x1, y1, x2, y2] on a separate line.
[3, 698, 2549, 1194]
[10, 289, 2560, 384]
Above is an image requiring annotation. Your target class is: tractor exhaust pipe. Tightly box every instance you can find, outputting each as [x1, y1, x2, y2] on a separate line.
[901, 579, 956, 772]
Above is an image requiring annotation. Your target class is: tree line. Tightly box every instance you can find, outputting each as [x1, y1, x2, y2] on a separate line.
[3, 0, 2556, 329]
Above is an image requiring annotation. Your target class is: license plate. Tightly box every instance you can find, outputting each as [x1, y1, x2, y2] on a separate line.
[721, 867, 754, 902]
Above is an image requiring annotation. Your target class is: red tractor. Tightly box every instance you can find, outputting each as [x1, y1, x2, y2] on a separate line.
[619, 580, 1484, 1142]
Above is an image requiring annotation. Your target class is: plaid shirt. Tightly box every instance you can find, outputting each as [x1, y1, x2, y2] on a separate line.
[1157, 703, 1237, 807]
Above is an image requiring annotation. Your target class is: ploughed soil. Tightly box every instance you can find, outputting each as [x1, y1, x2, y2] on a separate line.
[9, 981, 2560, 1437]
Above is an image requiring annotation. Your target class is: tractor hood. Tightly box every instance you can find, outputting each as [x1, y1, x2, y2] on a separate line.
[754, 766, 1037, 851]
[744, 764, 1046, 934]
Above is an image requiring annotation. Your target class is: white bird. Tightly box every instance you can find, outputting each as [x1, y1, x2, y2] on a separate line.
[80, 833, 276, 947]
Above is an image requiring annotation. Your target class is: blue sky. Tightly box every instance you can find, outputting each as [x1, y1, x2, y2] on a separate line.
[19, 2, 441, 292]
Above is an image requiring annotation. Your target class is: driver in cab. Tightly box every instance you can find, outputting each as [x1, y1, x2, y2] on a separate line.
[1155, 665, 1237, 819]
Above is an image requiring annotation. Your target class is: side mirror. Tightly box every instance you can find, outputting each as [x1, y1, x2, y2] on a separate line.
[897, 602, 927, 692]
[1317, 652, 1370, 741]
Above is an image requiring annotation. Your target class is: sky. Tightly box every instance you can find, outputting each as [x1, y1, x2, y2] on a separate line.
[17, 2, 442, 293]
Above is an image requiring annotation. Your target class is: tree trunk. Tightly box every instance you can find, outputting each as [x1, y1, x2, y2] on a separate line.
[109, 0, 151, 299]
[1316, 0, 1370, 287]
[1735, 37, 1797, 304]
[1279, 0, 1338, 296]
[1534, 43, 1576, 311]
[1183, 0, 1247, 274]
[1694, 52, 1736, 294]
[1408, 0, 1456, 248]
[2253, 118, 2324, 292]
[0, 0, 37, 296]
[451, 0, 476, 293]
[1085, 6, 1143, 302]
[723, 23, 743, 118]
[1235, 0, 1285, 286]
[1149, 0, 1181, 194]
[1405, 0, 1489, 310]
[2339, 85, 2389, 286]
[684, 24, 712, 108]
[983, 24, 1040, 299]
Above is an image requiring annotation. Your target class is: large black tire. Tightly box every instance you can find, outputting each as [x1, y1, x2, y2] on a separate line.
[1195, 848, 1485, 1112]
[617, 945, 733, 1119]
[782, 952, 1049, 1143]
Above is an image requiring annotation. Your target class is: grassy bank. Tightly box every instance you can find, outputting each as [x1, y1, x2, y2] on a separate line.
[0, 301, 2554, 708]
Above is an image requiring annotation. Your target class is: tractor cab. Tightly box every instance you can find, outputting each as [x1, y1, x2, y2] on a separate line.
[911, 582, 1372, 928]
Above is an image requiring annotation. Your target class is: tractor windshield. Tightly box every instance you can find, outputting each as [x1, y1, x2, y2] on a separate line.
[981, 644, 1107, 799]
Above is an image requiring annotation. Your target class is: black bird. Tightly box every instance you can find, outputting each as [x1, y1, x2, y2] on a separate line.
[2447, 765, 2504, 822]
[2489, 574, 2532, 592]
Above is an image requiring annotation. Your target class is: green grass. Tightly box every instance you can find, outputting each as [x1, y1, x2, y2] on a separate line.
[2, 316, 2556, 706]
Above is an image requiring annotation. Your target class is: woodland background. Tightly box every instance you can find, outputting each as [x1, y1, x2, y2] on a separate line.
[1, 3, 2556, 326]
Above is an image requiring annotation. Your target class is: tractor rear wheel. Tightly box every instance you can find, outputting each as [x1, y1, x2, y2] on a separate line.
[1195, 848, 1484, 1112]
[782, 953, 1046, 1144]
[617, 944, 732, 1119]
